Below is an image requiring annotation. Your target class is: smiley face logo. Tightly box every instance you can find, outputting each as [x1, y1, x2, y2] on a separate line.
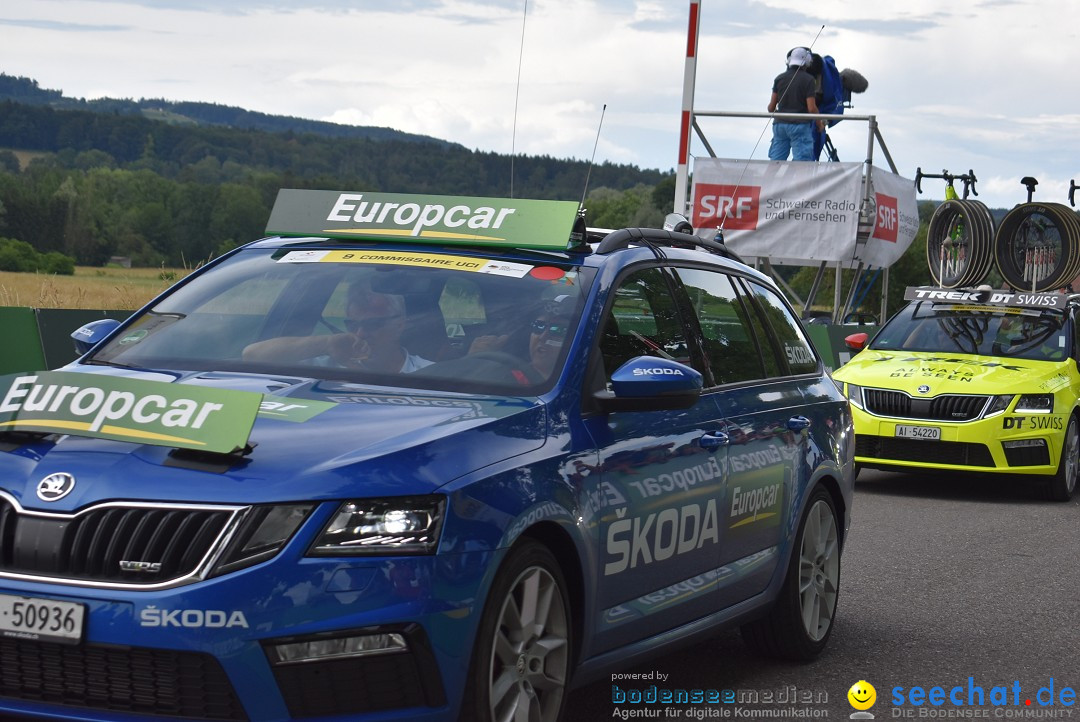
[848, 680, 876, 711]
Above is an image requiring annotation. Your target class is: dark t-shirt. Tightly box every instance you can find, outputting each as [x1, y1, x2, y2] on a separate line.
[772, 67, 817, 120]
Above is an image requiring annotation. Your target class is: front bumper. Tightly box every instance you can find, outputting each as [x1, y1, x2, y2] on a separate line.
[0, 548, 494, 722]
[851, 404, 1065, 475]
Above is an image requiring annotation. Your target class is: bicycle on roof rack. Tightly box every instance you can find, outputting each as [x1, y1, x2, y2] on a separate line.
[992, 176, 1080, 292]
[916, 167, 995, 289]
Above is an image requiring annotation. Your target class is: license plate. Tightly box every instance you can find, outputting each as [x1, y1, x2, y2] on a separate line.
[0, 593, 85, 645]
[895, 424, 941, 440]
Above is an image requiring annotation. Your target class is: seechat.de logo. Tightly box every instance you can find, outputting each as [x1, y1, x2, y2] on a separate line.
[692, 183, 761, 231]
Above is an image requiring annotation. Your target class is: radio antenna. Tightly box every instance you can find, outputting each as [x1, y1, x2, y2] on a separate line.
[580, 103, 607, 209]
[510, 0, 528, 198]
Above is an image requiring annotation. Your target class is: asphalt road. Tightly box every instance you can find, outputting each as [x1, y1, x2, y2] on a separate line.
[565, 468, 1080, 721]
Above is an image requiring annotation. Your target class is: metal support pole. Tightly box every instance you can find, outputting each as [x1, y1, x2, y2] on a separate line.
[803, 261, 828, 317]
[840, 262, 864, 324]
[832, 263, 843, 324]
[673, 0, 701, 215]
[880, 266, 890, 323]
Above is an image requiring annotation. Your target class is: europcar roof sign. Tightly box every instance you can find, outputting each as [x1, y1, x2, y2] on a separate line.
[0, 372, 261, 454]
[266, 189, 582, 250]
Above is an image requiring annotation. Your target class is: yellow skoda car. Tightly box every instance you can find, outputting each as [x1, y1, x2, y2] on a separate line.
[833, 287, 1080, 500]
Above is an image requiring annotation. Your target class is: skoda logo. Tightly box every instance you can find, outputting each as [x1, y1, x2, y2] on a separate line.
[36, 473, 76, 502]
[917, 385, 931, 395]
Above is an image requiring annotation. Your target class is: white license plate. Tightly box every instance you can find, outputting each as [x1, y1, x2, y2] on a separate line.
[895, 424, 941, 440]
[0, 593, 85, 645]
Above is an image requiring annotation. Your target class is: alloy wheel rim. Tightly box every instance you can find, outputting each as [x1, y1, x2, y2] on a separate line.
[798, 499, 839, 641]
[1066, 419, 1079, 494]
[488, 565, 569, 722]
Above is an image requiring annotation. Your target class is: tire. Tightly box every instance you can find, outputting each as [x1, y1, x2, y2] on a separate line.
[459, 540, 572, 722]
[926, 199, 995, 288]
[1044, 414, 1079, 502]
[741, 485, 840, 661]
[994, 203, 1080, 292]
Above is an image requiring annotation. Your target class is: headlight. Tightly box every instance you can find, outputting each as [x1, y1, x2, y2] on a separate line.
[1015, 394, 1054, 413]
[211, 503, 315, 576]
[984, 394, 1014, 417]
[309, 496, 445, 556]
[844, 382, 864, 409]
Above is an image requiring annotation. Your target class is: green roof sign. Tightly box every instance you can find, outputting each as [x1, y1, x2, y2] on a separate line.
[266, 190, 581, 250]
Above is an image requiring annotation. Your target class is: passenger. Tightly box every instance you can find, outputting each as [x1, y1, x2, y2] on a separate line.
[242, 287, 433, 373]
[453, 298, 573, 384]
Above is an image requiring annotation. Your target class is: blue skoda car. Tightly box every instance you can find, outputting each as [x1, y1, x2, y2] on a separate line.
[0, 190, 854, 722]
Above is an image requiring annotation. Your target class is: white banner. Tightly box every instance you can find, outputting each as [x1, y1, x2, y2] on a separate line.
[860, 166, 920, 268]
[689, 158, 917, 268]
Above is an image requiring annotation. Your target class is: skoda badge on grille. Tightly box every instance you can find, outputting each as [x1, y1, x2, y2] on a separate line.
[36, 472, 76, 502]
[917, 385, 931, 394]
[120, 560, 162, 573]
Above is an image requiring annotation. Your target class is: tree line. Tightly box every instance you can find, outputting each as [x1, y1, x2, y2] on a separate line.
[0, 72, 936, 317]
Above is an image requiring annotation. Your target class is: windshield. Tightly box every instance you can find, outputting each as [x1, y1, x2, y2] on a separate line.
[86, 246, 595, 394]
[869, 302, 1070, 362]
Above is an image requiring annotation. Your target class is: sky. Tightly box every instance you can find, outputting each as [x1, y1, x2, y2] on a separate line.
[2, 0, 1080, 211]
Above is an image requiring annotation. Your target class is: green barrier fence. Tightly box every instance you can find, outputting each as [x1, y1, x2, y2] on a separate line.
[805, 323, 878, 373]
[1, 307, 129, 375]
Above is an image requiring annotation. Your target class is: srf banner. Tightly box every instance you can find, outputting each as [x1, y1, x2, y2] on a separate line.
[690, 158, 916, 267]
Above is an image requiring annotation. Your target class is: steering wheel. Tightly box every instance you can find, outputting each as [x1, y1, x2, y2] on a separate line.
[467, 352, 543, 385]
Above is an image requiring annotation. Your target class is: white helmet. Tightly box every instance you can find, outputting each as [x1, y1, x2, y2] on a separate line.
[787, 47, 812, 67]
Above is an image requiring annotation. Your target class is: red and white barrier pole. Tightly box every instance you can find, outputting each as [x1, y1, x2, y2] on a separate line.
[674, 0, 700, 214]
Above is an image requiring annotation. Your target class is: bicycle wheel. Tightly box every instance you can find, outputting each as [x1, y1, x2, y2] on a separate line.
[926, 199, 994, 288]
[993, 203, 1080, 292]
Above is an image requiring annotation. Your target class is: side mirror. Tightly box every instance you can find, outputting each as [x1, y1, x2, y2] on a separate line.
[844, 332, 869, 351]
[71, 318, 121, 355]
[593, 356, 703, 412]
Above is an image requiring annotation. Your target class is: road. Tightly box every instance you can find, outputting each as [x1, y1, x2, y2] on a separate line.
[565, 468, 1080, 721]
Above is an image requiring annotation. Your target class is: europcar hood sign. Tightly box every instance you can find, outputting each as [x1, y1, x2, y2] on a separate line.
[0, 372, 261, 454]
[266, 189, 581, 250]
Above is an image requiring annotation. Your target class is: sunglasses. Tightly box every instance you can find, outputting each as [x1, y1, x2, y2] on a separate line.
[530, 319, 570, 337]
[344, 315, 401, 333]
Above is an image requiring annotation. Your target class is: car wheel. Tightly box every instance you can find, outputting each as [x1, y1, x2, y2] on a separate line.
[1045, 415, 1079, 501]
[740, 485, 840, 661]
[459, 540, 572, 722]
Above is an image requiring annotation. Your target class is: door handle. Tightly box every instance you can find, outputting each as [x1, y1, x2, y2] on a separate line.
[700, 432, 729, 449]
[787, 415, 812, 431]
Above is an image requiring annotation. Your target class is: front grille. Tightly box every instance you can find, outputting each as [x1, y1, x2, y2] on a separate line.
[856, 435, 995, 467]
[864, 389, 989, 422]
[0, 638, 246, 720]
[0, 496, 239, 586]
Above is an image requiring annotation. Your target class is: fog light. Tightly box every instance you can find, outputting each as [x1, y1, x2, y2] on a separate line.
[269, 633, 407, 665]
[1002, 439, 1047, 449]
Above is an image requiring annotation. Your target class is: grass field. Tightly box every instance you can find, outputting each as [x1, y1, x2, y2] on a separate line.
[0, 266, 192, 310]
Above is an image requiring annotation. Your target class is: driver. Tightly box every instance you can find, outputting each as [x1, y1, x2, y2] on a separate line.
[242, 286, 433, 373]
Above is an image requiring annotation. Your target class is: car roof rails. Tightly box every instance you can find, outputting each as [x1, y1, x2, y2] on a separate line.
[595, 213, 745, 263]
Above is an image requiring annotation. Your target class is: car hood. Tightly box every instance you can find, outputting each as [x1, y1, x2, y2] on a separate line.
[0, 368, 547, 511]
[832, 349, 1072, 394]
